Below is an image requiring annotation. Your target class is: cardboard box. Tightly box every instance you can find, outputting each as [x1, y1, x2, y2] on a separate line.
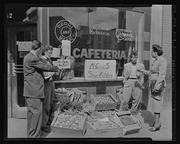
[85, 120, 123, 138]
[51, 111, 87, 136]
[110, 111, 142, 135]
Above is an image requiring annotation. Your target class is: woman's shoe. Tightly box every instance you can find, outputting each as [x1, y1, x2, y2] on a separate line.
[148, 124, 161, 132]
[149, 122, 155, 127]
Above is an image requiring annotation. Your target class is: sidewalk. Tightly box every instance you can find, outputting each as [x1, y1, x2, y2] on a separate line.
[7, 107, 172, 140]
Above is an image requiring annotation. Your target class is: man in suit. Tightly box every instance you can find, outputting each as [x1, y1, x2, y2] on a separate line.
[120, 51, 145, 113]
[23, 40, 60, 138]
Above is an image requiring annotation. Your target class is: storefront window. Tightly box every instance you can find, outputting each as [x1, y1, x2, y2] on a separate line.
[49, 7, 145, 77]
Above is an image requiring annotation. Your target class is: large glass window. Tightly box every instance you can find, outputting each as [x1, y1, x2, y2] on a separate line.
[49, 7, 145, 77]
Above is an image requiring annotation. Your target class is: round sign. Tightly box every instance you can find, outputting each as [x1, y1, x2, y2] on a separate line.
[55, 20, 77, 43]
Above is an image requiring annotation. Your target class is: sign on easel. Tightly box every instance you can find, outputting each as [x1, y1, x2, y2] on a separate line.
[62, 40, 71, 56]
[85, 60, 116, 81]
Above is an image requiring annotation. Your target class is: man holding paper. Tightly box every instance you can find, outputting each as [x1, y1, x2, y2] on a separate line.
[40, 46, 61, 133]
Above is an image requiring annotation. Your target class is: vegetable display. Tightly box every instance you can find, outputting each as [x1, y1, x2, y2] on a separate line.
[89, 120, 119, 130]
[94, 95, 114, 104]
[98, 110, 117, 117]
[118, 115, 138, 126]
[52, 113, 84, 130]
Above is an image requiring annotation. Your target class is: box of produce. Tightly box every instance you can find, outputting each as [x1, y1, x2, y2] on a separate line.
[111, 111, 142, 135]
[51, 111, 87, 136]
[92, 94, 120, 111]
[85, 118, 123, 138]
[97, 109, 119, 118]
[87, 111, 107, 122]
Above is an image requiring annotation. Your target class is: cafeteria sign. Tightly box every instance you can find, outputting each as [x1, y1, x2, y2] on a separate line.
[116, 29, 134, 42]
[54, 20, 77, 43]
[85, 60, 116, 81]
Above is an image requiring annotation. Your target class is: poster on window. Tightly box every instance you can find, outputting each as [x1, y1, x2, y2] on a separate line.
[17, 41, 32, 51]
[62, 40, 71, 56]
[85, 60, 116, 81]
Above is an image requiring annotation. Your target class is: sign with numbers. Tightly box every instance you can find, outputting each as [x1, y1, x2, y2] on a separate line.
[53, 59, 70, 69]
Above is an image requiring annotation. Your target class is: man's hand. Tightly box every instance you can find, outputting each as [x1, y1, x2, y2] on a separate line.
[140, 69, 150, 75]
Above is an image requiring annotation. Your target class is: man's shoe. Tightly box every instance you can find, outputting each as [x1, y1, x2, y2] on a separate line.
[41, 126, 51, 133]
[148, 123, 161, 132]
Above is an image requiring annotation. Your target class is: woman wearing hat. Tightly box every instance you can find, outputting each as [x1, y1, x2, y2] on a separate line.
[142, 44, 167, 132]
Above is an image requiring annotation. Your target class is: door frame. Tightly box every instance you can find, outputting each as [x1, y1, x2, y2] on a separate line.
[7, 22, 37, 118]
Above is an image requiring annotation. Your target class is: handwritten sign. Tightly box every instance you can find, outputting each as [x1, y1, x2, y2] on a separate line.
[17, 41, 32, 51]
[62, 40, 71, 56]
[53, 59, 70, 69]
[85, 60, 116, 81]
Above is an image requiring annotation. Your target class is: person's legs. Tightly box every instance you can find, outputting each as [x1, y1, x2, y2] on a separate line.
[149, 90, 164, 131]
[47, 81, 55, 125]
[42, 81, 51, 128]
[120, 80, 133, 110]
[130, 81, 142, 112]
[26, 97, 43, 138]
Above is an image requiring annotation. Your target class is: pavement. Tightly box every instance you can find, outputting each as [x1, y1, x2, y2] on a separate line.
[7, 107, 172, 141]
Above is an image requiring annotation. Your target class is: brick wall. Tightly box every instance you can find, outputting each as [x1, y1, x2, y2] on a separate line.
[162, 5, 172, 107]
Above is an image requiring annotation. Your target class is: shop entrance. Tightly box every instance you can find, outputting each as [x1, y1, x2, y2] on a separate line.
[7, 22, 37, 118]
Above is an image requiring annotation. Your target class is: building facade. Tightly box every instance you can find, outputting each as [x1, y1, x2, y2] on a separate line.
[7, 5, 172, 118]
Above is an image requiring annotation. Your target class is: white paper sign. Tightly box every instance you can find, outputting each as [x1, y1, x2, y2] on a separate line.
[62, 40, 71, 56]
[85, 60, 116, 81]
[17, 41, 32, 51]
[51, 48, 60, 58]
[53, 59, 70, 69]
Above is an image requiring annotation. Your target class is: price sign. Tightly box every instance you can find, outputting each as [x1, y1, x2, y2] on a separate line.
[53, 59, 70, 69]
[85, 60, 116, 81]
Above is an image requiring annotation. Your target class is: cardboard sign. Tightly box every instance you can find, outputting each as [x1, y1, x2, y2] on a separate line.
[17, 41, 32, 51]
[51, 48, 60, 58]
[53, 59, 70, 69]
[85, 60, 116, 81]
[62, 40, 71, 56]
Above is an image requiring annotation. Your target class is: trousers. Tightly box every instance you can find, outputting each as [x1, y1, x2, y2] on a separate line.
[26, 97, 43, 138]
[122, 79, 142, 110]
[42, 80, 55, 127]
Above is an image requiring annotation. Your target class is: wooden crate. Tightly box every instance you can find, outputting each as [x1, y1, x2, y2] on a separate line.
[51, 111, 87, 136]
[85, 121, 123, 138]
[110, 111, 142, 135]
[93, 94, 120, 111]
[88, 111, 106, 122]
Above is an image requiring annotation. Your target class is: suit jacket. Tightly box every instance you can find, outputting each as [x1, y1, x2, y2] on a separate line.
[150, 56, 167, 90]
[123, 62, 145, 84]
[23, 52, 59, 98]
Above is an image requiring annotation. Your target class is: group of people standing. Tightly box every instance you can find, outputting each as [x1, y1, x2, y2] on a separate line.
[23, 39, 167, 138]
[120, 44, 167, 132]
[23, 40, 64, 138]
